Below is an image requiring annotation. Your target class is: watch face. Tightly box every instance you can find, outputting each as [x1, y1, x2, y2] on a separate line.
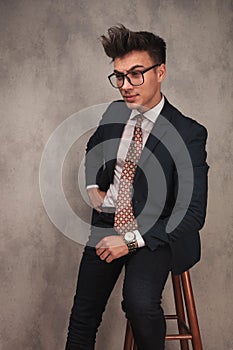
[124, 231, 135, 242]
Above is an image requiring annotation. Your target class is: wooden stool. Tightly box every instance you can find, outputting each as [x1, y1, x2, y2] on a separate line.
[123, 270, 203, 350]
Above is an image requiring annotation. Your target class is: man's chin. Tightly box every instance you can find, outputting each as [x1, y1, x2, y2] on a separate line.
[124, 101, 147, 112]
[124, 101, 141, 110]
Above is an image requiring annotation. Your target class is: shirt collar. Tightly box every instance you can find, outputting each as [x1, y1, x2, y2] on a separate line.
[130, 95, 165, 123]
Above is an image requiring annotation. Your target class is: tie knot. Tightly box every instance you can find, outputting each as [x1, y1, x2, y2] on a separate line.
[136, 114, 144, 127]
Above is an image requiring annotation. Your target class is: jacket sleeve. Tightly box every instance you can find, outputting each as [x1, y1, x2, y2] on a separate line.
[85, 120, 105, 187]
[143, 122, 209, 250]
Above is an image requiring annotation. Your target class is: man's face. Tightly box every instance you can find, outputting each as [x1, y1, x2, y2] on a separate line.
[113, 50, 166, 111]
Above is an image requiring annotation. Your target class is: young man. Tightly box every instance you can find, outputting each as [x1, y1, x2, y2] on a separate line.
[65, 25, 209, 350]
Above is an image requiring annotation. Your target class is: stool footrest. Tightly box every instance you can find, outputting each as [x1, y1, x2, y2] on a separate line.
[166, 334, 193, 340]
[165, 315, 178, 319]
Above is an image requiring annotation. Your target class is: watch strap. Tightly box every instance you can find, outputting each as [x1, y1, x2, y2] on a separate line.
[124, 239, 137, 253]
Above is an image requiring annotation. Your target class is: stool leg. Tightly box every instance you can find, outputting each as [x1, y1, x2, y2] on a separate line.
[172, 273, 190, 350]
[181, 271, 203, 350]
[124, 320, 133, 350]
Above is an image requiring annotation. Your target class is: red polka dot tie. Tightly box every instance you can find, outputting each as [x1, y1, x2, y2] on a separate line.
[114, 115, 144, 234]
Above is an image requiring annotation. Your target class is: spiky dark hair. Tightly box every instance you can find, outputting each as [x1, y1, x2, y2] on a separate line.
[100, 24, 166, 64]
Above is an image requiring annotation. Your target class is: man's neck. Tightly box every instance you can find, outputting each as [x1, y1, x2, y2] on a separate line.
[137, 92, 163, 113]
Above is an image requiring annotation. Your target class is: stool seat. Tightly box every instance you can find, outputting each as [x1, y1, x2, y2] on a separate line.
[124, 270, 203, 350]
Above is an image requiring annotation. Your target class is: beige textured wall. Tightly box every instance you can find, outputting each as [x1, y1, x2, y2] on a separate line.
[1, 1, 232, 349]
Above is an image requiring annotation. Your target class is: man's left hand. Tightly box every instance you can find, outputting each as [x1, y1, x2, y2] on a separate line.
[96, 236, 136, 263]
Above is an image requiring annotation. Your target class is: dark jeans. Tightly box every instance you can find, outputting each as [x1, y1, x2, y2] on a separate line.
[65, 212, 172, 350]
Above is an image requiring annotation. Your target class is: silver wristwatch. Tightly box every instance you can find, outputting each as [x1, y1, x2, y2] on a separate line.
[123, 231, 137, 253]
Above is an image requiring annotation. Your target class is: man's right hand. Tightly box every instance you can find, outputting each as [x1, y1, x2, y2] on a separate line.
[87, 188, 106, 212]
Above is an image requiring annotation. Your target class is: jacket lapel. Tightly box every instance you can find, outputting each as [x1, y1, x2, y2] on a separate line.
[104, 98, 173, 184]
[134, 98, 173, 183]
[104, 103, 131, 180]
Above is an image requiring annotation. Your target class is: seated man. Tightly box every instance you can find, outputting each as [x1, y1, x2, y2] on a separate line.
[65, 24, 209, 350]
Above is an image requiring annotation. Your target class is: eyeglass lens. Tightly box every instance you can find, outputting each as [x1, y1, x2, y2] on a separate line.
[110, 71, 143, 88]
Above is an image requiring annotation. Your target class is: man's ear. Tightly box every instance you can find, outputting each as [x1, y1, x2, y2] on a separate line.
[157, 64, 166, 82]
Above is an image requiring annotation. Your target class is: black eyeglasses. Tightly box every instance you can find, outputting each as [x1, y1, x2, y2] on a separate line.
[108, 63, 161, 88]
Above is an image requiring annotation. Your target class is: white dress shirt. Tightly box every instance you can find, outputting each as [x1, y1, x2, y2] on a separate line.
[87, 96, 165, 247]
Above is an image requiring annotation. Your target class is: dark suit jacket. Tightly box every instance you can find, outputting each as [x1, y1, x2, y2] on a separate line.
[85, 97, 209, 274]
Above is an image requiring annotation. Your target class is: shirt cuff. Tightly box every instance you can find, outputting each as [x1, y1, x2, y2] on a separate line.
[86, 184, 99, 190]
[133, 230, 145, 248]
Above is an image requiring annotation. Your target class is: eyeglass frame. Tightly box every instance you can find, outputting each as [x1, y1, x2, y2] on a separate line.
[108, 63, 161, 88]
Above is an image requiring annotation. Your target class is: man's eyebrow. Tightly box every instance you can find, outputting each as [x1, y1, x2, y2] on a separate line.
[114, 65, 145, 74]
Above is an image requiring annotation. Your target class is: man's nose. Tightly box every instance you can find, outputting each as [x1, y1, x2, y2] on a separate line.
[122, 77, 133, 89]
